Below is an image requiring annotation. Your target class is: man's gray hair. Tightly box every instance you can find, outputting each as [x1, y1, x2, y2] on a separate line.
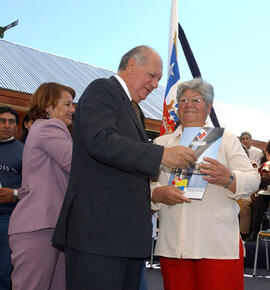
[118, 45, 152, 72]
[176, 78, 214, 108]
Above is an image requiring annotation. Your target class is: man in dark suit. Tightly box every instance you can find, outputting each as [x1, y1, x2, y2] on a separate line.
[53, 45, 197, 290]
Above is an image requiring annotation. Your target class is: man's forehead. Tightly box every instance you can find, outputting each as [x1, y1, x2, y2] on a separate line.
[146, 50, 162, 63]
[146, 58, 163, 76]
[0, 112, 16, 120]
[241, 135, 251, 139]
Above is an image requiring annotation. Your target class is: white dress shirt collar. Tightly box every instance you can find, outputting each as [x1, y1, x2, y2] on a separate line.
[0, 136, 14, 143]
[115, 75, 132, 101]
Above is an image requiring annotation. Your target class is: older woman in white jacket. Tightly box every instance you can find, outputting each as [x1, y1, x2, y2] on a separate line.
[151, 78, 260, 290]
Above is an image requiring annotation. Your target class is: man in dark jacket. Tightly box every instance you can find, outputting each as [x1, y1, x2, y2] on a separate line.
[53, 45, 196, 290]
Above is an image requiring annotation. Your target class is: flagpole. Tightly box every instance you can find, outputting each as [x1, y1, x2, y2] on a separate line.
[161, 0, 220, 133]
[178, 22, 220, 127]
[160, 0, 181, 136]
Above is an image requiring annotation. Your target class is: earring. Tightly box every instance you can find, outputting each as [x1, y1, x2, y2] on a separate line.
[46, 111, 51, 119]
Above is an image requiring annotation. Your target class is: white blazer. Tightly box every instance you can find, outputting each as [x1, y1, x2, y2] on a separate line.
[151, 125, 260, 259]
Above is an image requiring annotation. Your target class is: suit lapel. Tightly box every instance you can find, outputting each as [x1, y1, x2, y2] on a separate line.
[110, 76, 149, 143]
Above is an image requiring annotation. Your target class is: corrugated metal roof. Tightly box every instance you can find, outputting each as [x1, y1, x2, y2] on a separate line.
[1, 40, 269, 141]
[0, 40, 165, 120]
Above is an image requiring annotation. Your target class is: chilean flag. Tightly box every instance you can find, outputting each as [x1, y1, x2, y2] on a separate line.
[160, 0, 181, 135]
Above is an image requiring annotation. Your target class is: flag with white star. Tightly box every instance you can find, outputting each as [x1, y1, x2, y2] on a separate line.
[160, 0, 181, 135]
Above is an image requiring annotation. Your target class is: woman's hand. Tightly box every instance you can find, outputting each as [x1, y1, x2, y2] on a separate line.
[199, 157, 235, 191]
[152, 185, 191, 206]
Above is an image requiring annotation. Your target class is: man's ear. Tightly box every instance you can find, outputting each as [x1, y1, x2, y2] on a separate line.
[126, 58, 136, 73]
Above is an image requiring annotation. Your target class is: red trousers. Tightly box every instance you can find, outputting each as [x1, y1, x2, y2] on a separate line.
[160, 240, 244, 290]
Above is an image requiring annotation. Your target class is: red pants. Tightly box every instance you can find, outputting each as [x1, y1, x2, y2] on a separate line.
[160, 240, 244, 290]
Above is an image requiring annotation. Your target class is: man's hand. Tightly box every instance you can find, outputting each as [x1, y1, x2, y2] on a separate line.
[152, 185, 190, 206]
[161, 146, 197, 169]
[0, 188, 16, 203]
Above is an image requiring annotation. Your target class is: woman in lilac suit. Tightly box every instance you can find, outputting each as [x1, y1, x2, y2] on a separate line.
[8, 82, 75, 290]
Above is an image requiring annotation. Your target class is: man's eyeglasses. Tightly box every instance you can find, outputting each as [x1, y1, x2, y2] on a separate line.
[179, 95, 205, 104]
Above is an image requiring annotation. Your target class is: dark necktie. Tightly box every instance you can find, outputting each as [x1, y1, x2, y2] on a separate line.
[131, 100, 141, 124]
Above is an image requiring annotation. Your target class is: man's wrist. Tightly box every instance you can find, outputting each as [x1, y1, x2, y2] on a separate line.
[223, 173, 234, 188]
[152, 188, 160, 204]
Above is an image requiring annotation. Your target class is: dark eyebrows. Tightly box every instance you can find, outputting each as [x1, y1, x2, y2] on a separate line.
[0, 117, 16, 122]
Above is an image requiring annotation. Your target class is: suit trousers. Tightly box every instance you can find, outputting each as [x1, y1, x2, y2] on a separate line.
[9, 229, 65, 290]
[65, 247, 144, 290]
[160, 240, 244, 290]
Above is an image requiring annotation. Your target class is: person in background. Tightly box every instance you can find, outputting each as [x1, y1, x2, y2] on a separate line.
[240, 131, 263, 167]
[246, 140, 270, 241]
[0, 106, 23, 290]
[8, 82, 75, 290]
[18, 111, 33, 143]
[53, 45, 197, 290]
[260, 143, 269, 165]
[237, 145, 256, 240]
[151, 78, 260, 290]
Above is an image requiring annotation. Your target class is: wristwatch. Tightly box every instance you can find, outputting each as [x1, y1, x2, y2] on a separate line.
[223, 174, 234, 188]
[12, 189, 18, 202]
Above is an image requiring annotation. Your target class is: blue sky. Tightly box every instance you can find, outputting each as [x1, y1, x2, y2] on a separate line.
[1, 0, 269, 140]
